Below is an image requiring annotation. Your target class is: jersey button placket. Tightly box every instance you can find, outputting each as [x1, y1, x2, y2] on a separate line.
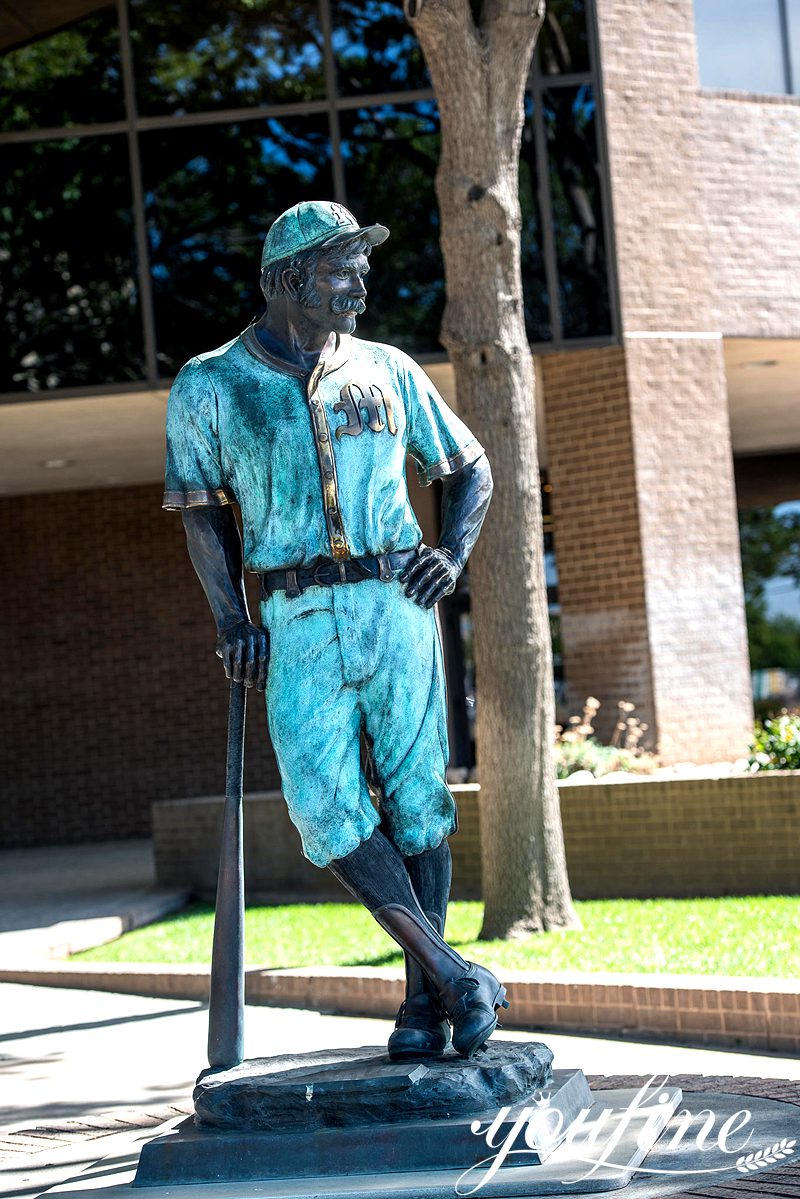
[307, 373, 350, 562]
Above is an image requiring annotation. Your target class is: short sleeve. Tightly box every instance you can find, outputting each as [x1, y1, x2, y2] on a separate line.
[402, 355, 485, 487]
[163, 357, 236, 510]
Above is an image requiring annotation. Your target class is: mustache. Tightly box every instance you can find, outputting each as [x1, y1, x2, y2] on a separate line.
[330, 296, 366, 314]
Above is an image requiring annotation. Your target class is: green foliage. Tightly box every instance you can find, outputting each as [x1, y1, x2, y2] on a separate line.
[555, 738, 653, 779]
[738, 505, 800, 678]
[746, 600, 800, 673]
[129, 0, 326, 115]
[739, 506, 800, 605]
[2, 138, 145, 392]
[74, 895, 800, 979]
[0, 11, 122, 133]
[749, 713, 800, 772]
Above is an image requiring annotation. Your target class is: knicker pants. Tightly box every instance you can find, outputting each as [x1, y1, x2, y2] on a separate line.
[260, 577, 456, 867]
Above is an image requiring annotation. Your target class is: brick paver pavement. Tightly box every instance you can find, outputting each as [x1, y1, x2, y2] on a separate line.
[3, 1075, 799, 1199]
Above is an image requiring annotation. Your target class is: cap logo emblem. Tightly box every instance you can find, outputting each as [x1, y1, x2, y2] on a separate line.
[329, 203, 353, 227]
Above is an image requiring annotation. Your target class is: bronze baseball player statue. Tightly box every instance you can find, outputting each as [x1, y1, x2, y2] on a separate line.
[164, 201, 506, 1059]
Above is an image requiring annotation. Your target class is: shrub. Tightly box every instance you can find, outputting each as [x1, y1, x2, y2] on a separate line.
[554, 697, 658, 779]
[749, 712, 800, 772]
[555, 738, 656, 780]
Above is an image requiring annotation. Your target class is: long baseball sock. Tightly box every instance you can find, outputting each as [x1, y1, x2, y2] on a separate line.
[404, 839, 452, 933]
[400, 839, 452, 1013]
[328, 826, 434, 915]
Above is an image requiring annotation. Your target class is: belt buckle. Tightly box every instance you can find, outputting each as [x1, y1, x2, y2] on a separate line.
[312, 560, 337, 587]
[377, 553, 393, 582]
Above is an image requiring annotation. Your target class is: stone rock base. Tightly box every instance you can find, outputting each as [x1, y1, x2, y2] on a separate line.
[137, 1045, 588, 1187]
[193, 1041, 554, 1132]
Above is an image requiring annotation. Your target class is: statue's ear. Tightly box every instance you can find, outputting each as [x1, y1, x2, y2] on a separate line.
[281, 266, 301, 301]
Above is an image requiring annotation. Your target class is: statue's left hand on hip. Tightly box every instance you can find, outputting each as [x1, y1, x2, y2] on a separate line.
[400, 546, 460, 609]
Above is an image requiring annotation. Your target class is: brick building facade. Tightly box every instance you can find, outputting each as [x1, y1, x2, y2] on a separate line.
[539, 0, 800, 755]
[1, 0, 799, 844]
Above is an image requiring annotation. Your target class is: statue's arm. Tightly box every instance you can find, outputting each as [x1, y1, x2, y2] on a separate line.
[182, 506, 269, 690]
[439, 454, 494, 571]
[402, 454, 493, 608]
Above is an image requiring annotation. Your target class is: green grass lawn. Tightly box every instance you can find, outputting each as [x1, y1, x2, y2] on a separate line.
[74, 896, 800, 978]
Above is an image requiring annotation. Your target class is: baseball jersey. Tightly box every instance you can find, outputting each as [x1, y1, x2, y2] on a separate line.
[163, 326, 483, 573]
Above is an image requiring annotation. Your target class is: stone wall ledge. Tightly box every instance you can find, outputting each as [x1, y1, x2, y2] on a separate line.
[3, 962, 798, 1053]
[153, 774, 800, 901]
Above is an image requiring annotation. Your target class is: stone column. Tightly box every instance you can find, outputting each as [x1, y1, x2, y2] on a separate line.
[541, 0, 753, 762]
[541, 345, 656, 746]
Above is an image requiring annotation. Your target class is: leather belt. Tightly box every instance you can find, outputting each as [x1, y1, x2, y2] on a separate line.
[260, 549, 418, 600]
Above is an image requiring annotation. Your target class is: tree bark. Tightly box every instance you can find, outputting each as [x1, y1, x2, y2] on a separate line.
[405, 0, 579, 936]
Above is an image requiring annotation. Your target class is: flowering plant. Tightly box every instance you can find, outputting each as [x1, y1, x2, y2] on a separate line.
[748, 712, 800, 771]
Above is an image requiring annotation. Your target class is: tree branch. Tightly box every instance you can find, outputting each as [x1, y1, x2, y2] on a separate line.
[474, 0, 544, 121]
[404, 0, 485, 84]
[482, 0, 545, 36]
[483, 0, 545, 78]
[404, 0, 478, 40]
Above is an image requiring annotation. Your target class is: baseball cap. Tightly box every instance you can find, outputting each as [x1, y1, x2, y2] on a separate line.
[261, 201, 389, 270]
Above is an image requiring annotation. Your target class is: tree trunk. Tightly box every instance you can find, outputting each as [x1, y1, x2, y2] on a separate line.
[405, 0, 579, 937]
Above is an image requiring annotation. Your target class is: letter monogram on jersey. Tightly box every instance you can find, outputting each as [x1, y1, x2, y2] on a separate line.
[333, 381, 398, 440]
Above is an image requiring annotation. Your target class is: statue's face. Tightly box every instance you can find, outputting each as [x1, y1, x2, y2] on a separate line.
[299, 249, 370, 337]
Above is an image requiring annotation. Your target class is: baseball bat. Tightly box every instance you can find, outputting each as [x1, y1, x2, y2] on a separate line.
[207, 678, 247, 1068]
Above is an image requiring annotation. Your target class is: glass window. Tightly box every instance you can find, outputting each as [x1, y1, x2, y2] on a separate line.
[543, 84, 611, 340]
[0, 137, 144, 394]
[537, 0, 590, 77]
[694, 0, 786, 93]
[130, 0, 325, 117]
[0, 10, 123, 133]
[787, 0, 800, 94]
[339, 103, 443, 354]
[330, 0, 430, 97]
[141, 117, 334, 375]
[519, 94, 552, 344]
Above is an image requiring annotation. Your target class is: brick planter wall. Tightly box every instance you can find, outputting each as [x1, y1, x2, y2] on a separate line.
[153, 772, 800, 902]
[4, 962, 799, 1053]
[560, 771, 800, 898]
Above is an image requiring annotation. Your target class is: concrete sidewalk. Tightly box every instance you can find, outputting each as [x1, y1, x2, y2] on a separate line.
[5, 958, 800, 1056]
[5, 982, 800, 1137]
[0, 841, 187, 965]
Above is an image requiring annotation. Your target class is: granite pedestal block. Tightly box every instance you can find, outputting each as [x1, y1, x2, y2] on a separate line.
[134, 1044, 591, 1187]
[132, 1083, 686, 1195]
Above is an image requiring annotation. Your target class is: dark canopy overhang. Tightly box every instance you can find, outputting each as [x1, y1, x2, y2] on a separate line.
[0, 0, 112, 53]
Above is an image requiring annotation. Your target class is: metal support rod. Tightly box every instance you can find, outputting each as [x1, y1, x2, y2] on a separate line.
[207, 679, 247, 1069]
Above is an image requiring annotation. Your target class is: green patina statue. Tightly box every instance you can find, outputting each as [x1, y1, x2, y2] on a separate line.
[164, 200, 506, 1060]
